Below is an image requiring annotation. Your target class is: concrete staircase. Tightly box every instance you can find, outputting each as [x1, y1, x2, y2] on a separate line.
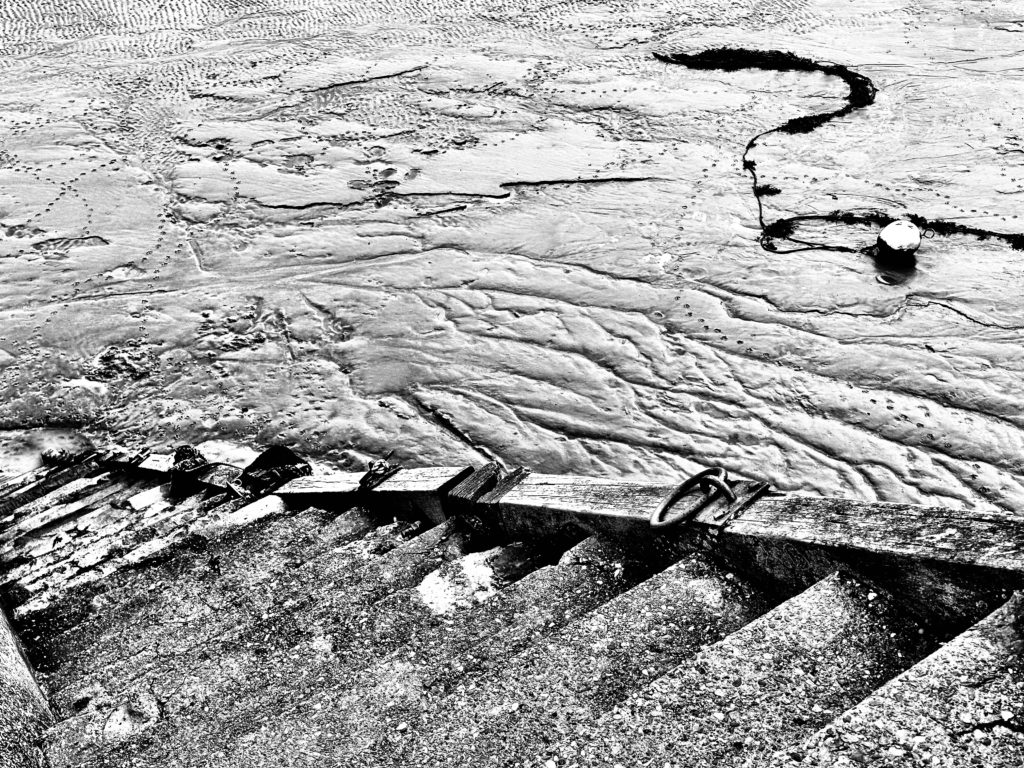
[0, 451, 1022, 767]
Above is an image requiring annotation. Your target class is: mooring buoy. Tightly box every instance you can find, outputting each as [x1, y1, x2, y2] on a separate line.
[877, 220, 921, 261]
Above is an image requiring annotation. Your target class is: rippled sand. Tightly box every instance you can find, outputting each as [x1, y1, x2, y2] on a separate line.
[1, 0, 1023, 512]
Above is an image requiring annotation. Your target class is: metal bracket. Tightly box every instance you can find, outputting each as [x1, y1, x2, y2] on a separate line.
[703, 481, 772, 534]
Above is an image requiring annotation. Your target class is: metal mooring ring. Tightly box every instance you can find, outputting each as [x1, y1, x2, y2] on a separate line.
[649, 467, 737, 530]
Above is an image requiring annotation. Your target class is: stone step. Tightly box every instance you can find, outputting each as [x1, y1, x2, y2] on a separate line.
[371, 551, 773, 767]
[773, 592, 1024, 767]
[9, 484, 235, 620]
[1, 607, 51, 768]
[0, 456, 106, 521]
[0, 464, 53, 501]
[537, 573, 941, 768]
[0, 470, 118, 551]
[1, 477, 147, 579]
[139, 535, 679, 766]
[41, 517, 470, 768]
[36, 503, 380, 710]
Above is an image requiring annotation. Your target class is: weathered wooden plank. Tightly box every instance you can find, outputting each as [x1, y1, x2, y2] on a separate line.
[492, 474, 1024, 573]
[278, 467, 473, 522]
[492, 473, 675, 539]
[723, 494, 1024, 573]
[447, 462, 504, 516]
[372, 466, 474, 523]
[274, 472, 365, 497]
[488, 474, 1024, 624]
[136, 454, 174, 474]
[373, 466, 473, 495]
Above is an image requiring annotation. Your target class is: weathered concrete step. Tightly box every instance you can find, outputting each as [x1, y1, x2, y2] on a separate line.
[42, 517, 470, 768]
[35, 502, 380, 708]
[774, 592, 1024, 767]
[0, 464, 52, 501]
[1, 608, 51, 768]
[1, 476, 148, 576]
[147, 535, 680, 766]
[0, 456, 105, 521]
[7, 485, 241, 620]
[0, 469, 118, 549]
[537, 573, 940, 768]
[366, 551, 772, 767]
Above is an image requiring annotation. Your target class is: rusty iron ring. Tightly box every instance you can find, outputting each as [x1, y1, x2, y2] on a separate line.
[649, 467, 737, 530]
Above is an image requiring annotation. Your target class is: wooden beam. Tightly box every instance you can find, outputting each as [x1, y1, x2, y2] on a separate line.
[367, 466, 475, 523]
[276, 467, 474, 522]
[714, 494, 1024, 574]
[491, 474, 1024, 573]
[446, 463, 505, 516]
[136, 454, 174, 473]
[492, 474, 673, 539]
[275, 472, 365, 497]
[488, 474, 1024, 624]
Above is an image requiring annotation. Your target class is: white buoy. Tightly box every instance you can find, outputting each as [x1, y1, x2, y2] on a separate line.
[877, 220, 921, 258]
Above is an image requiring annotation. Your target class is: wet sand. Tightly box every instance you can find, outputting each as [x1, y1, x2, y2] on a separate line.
[1, 0, 1023, 512]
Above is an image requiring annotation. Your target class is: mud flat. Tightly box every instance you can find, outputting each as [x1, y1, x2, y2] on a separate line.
[0, 0, 1023, 513]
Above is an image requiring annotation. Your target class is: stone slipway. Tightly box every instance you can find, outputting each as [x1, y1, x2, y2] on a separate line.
[0, 449, 1022, 766]
[1, 606, 51, 768]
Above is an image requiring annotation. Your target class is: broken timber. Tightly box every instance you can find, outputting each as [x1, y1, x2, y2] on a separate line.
[271, 462, 1024, 618]
[482, 473, 1024, 624]
[2, 451, 1020, 629]
[179, 459, 1024, 610]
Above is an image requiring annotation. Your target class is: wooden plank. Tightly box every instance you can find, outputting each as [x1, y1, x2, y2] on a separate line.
[275, 472, 365, 496]
[372, 466, 474, 523]
[721, 494, 1024, 573]
[278, 467, 473, 522]
[489, 474, 1024, 624]
[446, 462, 505, 516]
[492, 474, 1024, 574]
[492, 473, 674, 539]
[136, 453, 174, 473]
[373, 466, 473, 494]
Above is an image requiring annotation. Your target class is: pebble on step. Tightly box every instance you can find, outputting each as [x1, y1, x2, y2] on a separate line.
[776, 591, 1024, 767]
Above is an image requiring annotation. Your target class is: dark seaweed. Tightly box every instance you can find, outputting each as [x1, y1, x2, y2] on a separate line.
[655, 48, 1024, 256]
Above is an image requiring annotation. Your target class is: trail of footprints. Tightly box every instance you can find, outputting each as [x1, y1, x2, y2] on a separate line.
[0, 0, 1018, 509]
